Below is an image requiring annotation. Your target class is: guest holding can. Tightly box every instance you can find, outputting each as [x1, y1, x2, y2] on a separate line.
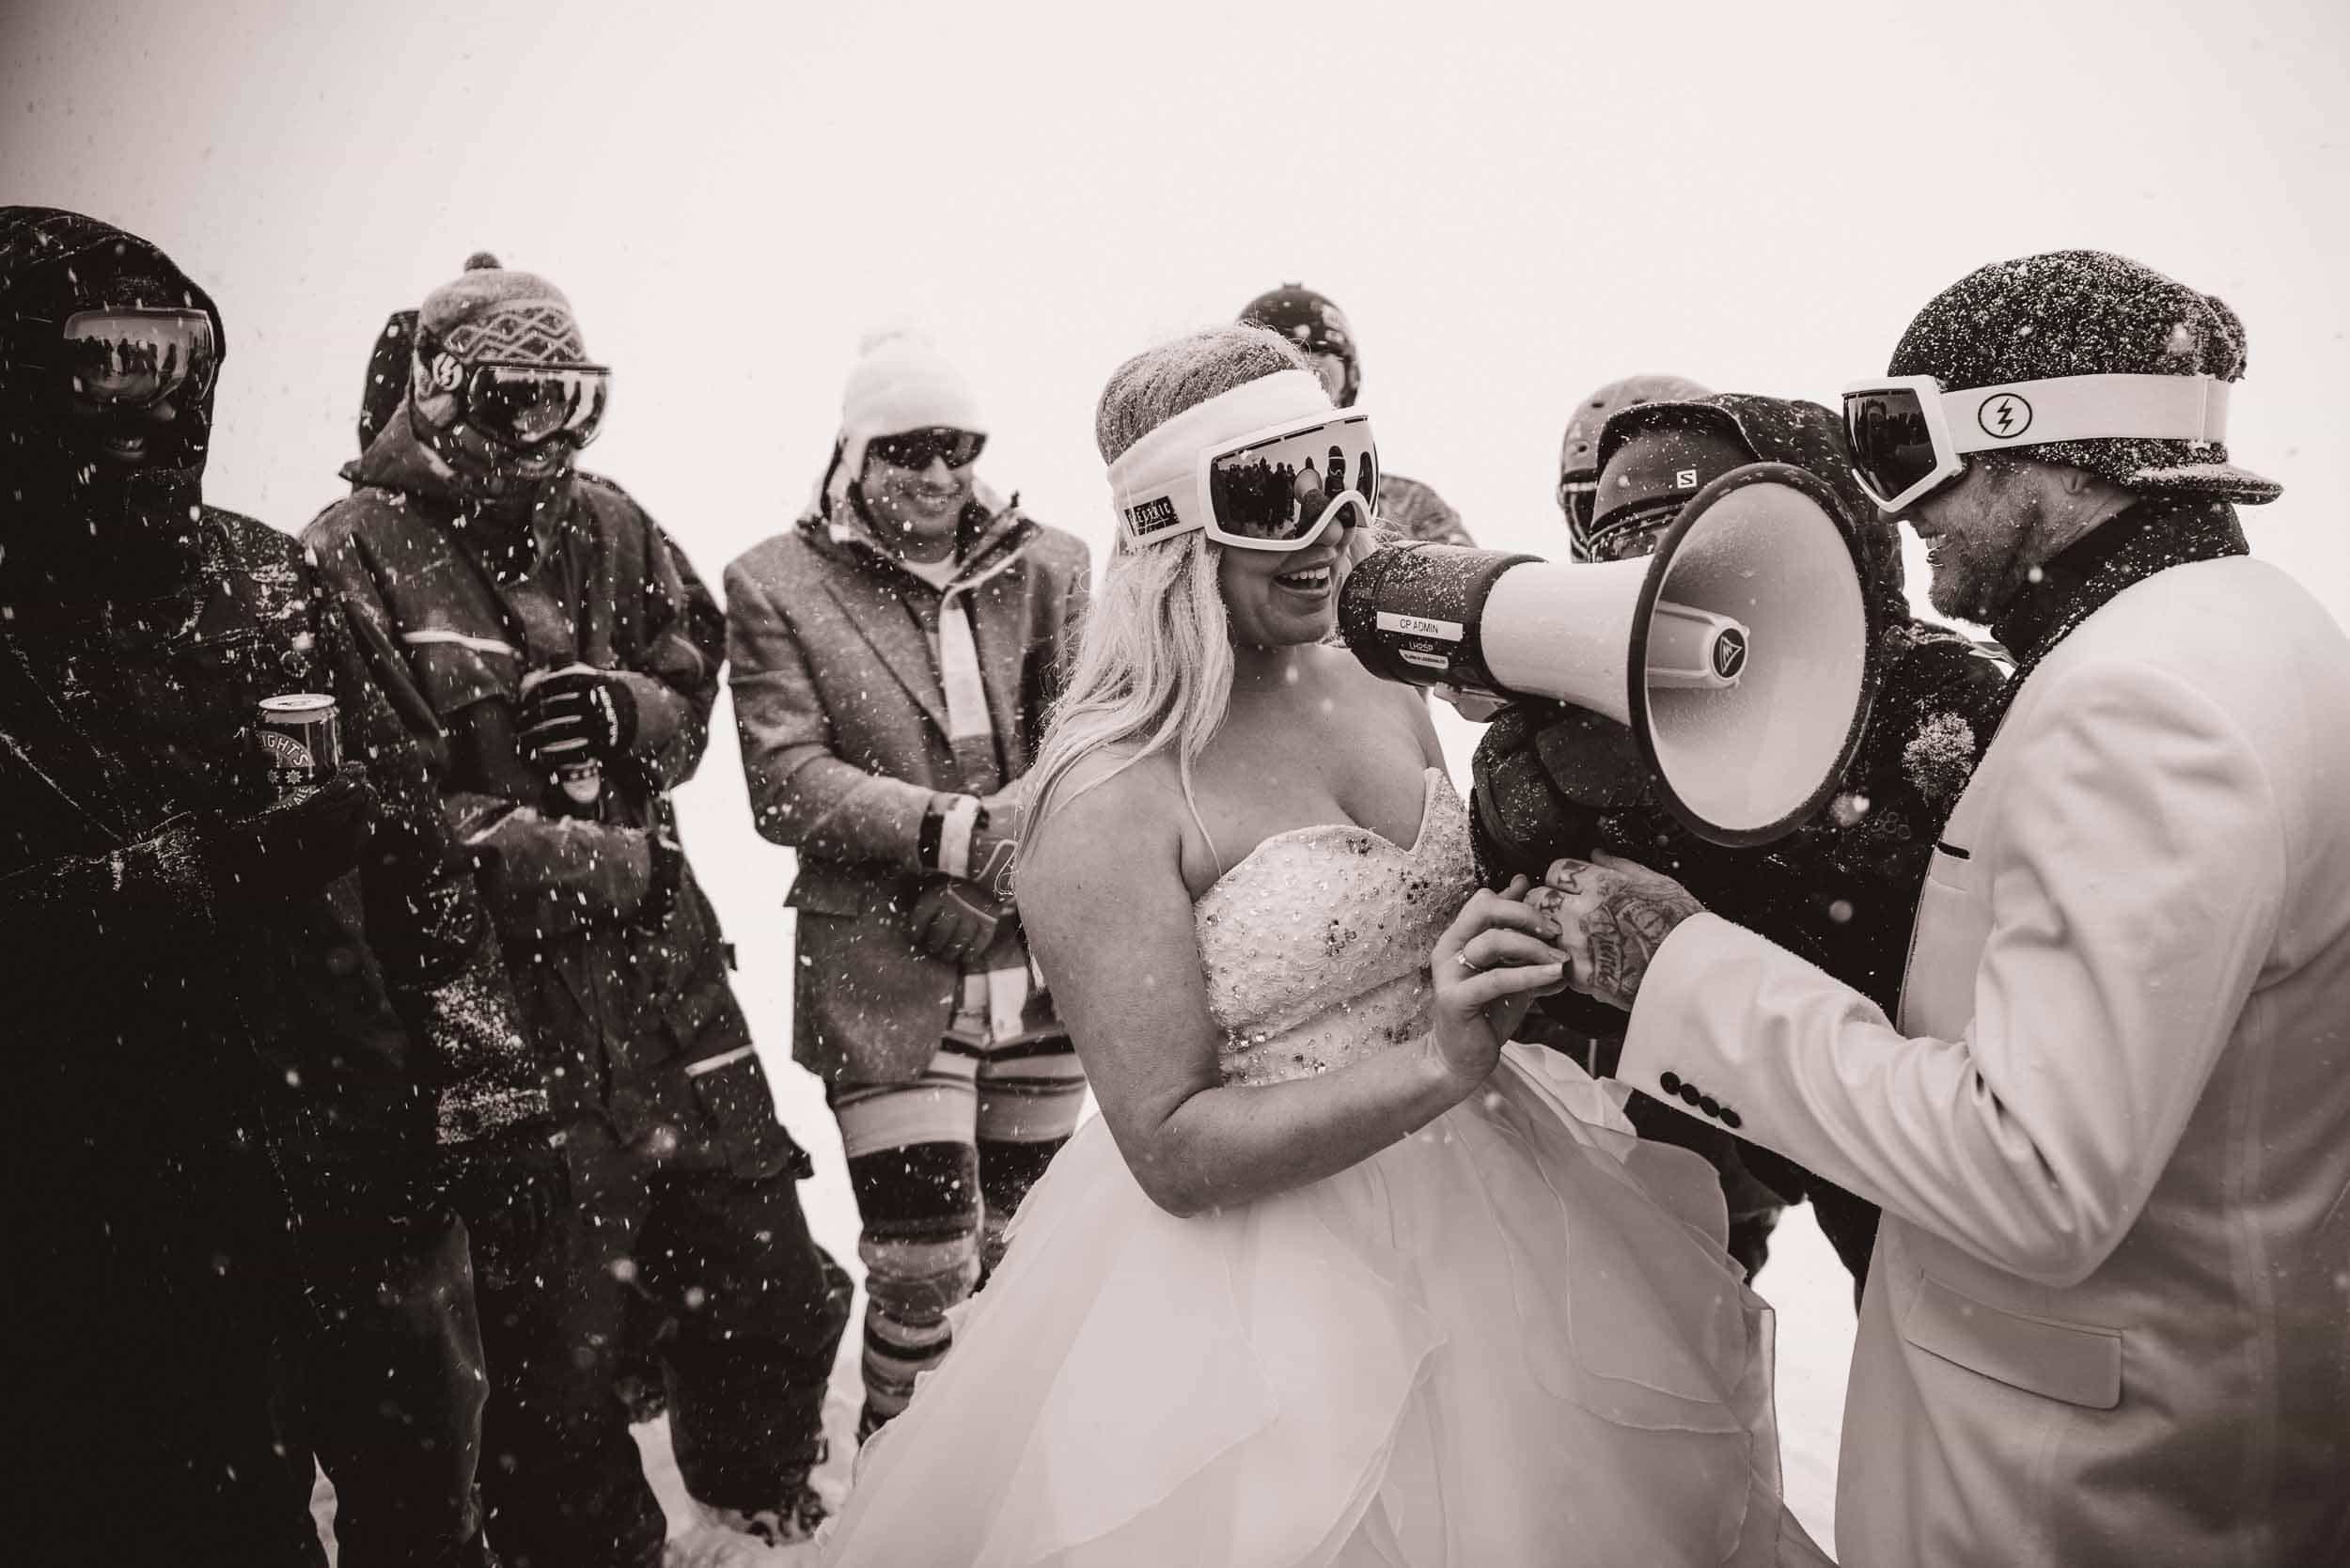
[0, 207, 549, 1568]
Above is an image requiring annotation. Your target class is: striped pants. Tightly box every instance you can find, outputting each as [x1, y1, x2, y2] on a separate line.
[828, 1028, 1087, 1441]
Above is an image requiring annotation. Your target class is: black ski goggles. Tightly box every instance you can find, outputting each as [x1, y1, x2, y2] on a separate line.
[463, 361, 610, 450]
[867, 427, 987, 471]
[60, 308, 217, 409]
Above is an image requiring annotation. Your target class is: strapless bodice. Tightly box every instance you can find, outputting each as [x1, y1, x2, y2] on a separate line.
[1194, 768, 1477, 1087]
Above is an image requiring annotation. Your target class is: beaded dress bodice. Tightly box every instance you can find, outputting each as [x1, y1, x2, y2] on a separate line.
[1196, 768, 1476, 1088]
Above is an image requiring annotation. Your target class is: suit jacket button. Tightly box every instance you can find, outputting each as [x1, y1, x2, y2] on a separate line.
[1719, 1107, 1743, 1130]
[1698, 1095, 1721, 1119]
[1658, 1071, 1683, 1096]
[1679, 1083, 1703, 1107]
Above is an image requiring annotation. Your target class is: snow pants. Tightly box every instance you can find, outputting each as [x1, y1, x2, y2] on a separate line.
[475, 1116, 850, 1568]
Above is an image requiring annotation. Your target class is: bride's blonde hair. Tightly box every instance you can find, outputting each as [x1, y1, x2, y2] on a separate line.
[1022, 324, 1308, 846]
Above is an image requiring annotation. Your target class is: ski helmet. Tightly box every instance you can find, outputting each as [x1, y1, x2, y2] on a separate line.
[1558, 372, 1711, 557]
[1238, 283, 1359, 406]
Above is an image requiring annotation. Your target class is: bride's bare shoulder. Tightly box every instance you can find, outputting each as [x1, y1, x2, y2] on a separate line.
[1026, 748, 1186, 870]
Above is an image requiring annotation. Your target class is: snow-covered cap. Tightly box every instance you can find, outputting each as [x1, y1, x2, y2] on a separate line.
[1888, 250, 2280, 505]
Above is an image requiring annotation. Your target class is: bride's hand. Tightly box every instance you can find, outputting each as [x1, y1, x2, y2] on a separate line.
[1427, 875, 1576, 1090]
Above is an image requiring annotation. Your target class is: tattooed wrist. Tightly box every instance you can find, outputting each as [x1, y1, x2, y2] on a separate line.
[1577, 875, 1700, 1006]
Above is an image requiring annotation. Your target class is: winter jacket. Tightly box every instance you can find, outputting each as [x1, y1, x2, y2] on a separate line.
[0, 509, 545, 1207]
[1379, 471, 1472, 547]
[305, 413, 802, 1180]
[725, 478, 1089, 1082]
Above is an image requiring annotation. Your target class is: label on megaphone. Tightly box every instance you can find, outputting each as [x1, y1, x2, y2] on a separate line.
[1340, 542, 1539, 694]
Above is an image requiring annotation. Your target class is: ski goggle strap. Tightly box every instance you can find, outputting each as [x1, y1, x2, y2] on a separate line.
[1842, 372, 2232, 511]
[61, 308, 217, 408]
[464, 361, 610, 449]
[1109, 370, 1378, 553]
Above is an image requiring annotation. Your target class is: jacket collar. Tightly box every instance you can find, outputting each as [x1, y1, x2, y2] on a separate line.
[344, 404, 578, 573]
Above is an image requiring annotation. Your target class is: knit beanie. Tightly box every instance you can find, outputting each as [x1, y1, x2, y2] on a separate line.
[838, 330, 986, 478]
[1888, 250, 2279, 505]
[414, 252, 588, 386]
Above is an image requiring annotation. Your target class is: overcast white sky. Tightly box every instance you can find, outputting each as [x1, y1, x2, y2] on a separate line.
[9, 4, 2343, 1529]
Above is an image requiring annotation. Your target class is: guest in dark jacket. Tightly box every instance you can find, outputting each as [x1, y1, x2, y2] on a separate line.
[727, 331, 1090, 1441]
[0, 206, 547, 1568]
[306, 256, 848, 1560]
[1473, 392, 2011, 1290]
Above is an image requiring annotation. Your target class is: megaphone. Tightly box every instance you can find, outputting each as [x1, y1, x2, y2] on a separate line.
[1340, 463, 1875, 846]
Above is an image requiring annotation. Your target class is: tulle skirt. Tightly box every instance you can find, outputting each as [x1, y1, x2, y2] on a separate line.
[820, 1045, 1828, 1567]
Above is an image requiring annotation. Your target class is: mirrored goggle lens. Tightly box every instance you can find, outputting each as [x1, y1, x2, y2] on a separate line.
[61, 309, 216, 407]
[868, 428, 986, 470]
[1844, 388, 1940, 502]
[1206, 414, 1379, 541]
[469, 363, 609, 447]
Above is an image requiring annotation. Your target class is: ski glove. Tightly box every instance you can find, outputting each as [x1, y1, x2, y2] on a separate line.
[201, 764, 378, 904]
[518, 667, 637, 771]
[908, 873, 1003, 963]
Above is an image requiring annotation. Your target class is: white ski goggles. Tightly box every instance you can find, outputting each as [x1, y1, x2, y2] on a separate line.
[1108, 369, 1379, 553]
[1841, 371, 2232, 512]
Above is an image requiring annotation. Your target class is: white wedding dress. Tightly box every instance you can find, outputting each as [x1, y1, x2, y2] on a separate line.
[821, 770, 1827, 1566]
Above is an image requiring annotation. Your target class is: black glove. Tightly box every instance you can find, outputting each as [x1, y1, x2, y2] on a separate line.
[435, 1124, 570, 1291]
[908, 874, 1004, 962]
[201, 764, 377, 904]
[518, 668, 636, 772]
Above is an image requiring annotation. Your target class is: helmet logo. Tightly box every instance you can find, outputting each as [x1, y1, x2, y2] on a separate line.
[1977, 393, 2032, 440]
[430, 351, 463, 392]
[1673, 468, 1700, 490]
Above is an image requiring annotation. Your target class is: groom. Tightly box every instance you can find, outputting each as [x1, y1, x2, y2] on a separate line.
[1545, 252, 2350, 1566]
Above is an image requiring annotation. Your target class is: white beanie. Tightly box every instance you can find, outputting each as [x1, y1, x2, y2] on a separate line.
[838, 331, 987, 478]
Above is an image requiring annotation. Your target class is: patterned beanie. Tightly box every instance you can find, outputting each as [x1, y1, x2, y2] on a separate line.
[1888, 249, 2279, 505]
[414, 252, 589, 392]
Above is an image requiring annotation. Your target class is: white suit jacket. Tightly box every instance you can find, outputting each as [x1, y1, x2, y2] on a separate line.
[1619, 556, 2350, 1568]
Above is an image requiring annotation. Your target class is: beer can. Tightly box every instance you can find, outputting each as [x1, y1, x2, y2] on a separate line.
[257, 693, 341, 794]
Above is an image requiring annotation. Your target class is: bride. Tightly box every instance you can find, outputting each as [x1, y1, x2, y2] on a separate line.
[819, 328, 1827, 1566]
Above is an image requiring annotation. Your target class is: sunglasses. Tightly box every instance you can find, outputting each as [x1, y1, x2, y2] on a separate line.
[1121, 408, 1380, 554]
[867, 427, 986, 471]
[61, 308, 217, 409]
[1842, 371, 2232, 512]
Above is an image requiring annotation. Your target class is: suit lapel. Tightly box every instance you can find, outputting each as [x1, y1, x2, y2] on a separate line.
[819, 567, 950, 740]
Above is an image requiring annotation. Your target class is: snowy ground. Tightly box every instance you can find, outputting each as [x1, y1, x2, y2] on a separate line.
[311, 1071, 1858, 1564]
[314, 702, 1858, 1561]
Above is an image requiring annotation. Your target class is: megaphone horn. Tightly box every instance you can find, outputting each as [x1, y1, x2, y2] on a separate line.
[1340, 463, 1876, 846]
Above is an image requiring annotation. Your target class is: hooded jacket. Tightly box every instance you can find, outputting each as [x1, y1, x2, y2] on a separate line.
[0, 210, 544, 1218]
[305, 409, 803, 1179]
[726, 455, 1089, 1081]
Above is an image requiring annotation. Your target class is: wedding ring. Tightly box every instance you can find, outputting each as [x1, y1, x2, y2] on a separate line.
[1455, 950, 1483, 972]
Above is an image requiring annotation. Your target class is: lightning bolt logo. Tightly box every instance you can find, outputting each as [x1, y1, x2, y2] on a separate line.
[1977, 392, 2034, 440]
